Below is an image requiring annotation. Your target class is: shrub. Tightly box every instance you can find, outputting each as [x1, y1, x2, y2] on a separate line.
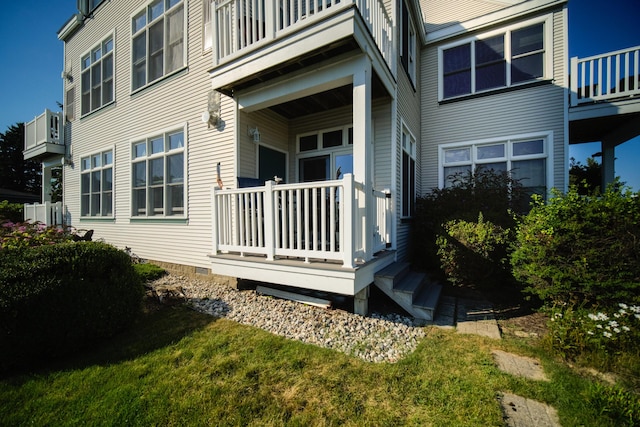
[0, 201, 24, 223]
[0, 242, 143, 371]
[411, 167, 527, 278]
[1, 221, 75, 250]
[134, 263, 167, 282]
[436, 213, 511, 288]
[511, 184, 640, 307]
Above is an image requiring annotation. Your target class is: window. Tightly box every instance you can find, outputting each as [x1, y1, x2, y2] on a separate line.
[440, 135, 549, 195]
[401, 0, 416, 83]
[132, 0, 185, 91]
[440, 19, 547, 100]
[258, 145, 287, 182]
[81, 150, 113, 217]
[203, 0, 212, 50]
[401, 126, 416, 218]
[81, 35, 114, 115]
[131, 128, 185, 217]
[297, 126, 354, 182]
[65, 87, 75, 122]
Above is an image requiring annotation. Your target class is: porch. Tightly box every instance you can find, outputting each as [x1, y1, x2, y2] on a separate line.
[210, 174, 394, 297]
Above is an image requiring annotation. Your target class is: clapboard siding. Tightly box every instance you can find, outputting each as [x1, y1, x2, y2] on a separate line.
[420, 0, 519, 33]
[62, 0, 233, 268]
[419, 6, 567, 193]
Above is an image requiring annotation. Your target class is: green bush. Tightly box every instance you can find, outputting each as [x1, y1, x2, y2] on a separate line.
[511, 184, 640, 307]
[134, 263, 167, 282]
[411, 167, 527, 276]
[0, 201, 24, 223]
[436, 213, 511, 288]
[0, 242, 143, 371]
[1, 221, 75, 249]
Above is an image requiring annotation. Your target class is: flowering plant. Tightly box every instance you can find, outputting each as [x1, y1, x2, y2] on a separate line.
[0, 220, 75, 250]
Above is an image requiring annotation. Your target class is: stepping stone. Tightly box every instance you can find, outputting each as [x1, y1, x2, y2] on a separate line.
[492, 350, 548, 381]
[500, 393, 561, 427]
[456, 299, 501, 339]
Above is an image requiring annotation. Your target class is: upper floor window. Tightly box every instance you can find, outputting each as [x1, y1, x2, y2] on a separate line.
[203, 0, 212, 50]
[81, 149, 114, 217]
[401, 125, 416, 218]
[439, 18, 548, 100]
[131, 127, 186, 217]
[132, 0, 185, 91]
[81, 35, 114, 116]
[401, 0, 417, 84]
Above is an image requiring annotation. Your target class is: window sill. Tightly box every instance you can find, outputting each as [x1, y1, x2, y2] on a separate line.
[79, 101, 116, 120]
[80, 216, 115, 222]
[439, 79, 553, 105]
[129, 217, 188, 224]
[130, 66, 188, 96]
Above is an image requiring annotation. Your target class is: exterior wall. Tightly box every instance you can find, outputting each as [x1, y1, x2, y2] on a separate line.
[420, 0, 522, 33]
[238, 109, 289, 181]
[61, 0, 233, 269]
[419, 5, 568, 193]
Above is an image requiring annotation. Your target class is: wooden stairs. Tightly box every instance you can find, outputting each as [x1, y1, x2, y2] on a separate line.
[374, 262, 442, 321]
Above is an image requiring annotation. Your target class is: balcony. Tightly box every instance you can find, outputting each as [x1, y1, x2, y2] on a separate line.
[210, 0, 394, 94]
[210, 175, 393, 295]
[23, 109, 64, 161]
[23, 202, 64, 227]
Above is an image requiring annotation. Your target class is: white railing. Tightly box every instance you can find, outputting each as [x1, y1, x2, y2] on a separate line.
[211, 174, 390, 268]
[372, 188, 390, 253]
[24, 109, 62, 151]
[571, 45, 640, 106]
[212, 0, 393, 70]
[24, 202, 64, 227]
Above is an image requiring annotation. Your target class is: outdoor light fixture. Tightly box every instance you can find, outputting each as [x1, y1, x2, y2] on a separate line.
[248, 126, 260, 143]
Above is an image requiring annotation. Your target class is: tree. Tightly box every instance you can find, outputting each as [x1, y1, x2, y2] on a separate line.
[0, 123, 41, 196]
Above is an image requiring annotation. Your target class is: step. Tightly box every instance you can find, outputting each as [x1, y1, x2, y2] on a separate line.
[374, 261, 411, 289]
[394, 271, 426, 295]
[413, 281, 442, 311]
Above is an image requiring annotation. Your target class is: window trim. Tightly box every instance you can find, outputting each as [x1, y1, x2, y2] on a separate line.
[438, 131, 554, 192]
[401, 123, 417, 219]
[203, 0, 212, 52]
[130, 0, 187, 94]
[80, 147, 115, 219]
[79, 32, 115, 117]
[400, 0, 417, 85]
[295, 125, 354, 182]
[129, 123, 188, 219]
[437, 15, 553, 101]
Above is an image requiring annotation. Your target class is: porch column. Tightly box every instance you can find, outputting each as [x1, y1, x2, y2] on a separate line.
[354, 285, 369, 316]
[352, 56, 373, 261]
[42, 164, 52, 203]
[601, 140, 615, 190]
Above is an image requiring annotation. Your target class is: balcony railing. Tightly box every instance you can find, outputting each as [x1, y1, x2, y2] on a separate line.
[211, 174, 391, 268]
[24, 202, 64, 227]
[212, 0, 393, 70]
[571, 45, 640, 106]
[24, 109, 62, 151]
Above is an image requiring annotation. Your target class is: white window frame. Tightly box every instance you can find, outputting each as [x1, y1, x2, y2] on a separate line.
[438, 131, 553, 193]
[295, 125, 353, 181]
[131, 0, 187, 93]
[80, 32, 115, 116]
[130, 124, 187, 218]
[80, 148, 115, 218]
[401, 0, 417, 84]
[438, 15, 553, 101]
[401, 123, 416, 219]
[203, 0, 212, 51]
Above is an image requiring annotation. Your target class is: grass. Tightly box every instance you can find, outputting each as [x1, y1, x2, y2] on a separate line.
[0, 303, 636, 426]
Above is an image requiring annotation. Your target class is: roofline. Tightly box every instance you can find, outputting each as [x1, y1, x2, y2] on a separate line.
[425, 0, 568, 45]
[57, 13, 82, 41]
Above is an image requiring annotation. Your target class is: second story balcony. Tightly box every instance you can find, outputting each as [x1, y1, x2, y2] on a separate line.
[210, 0, 394, 94]
[23, 109, 64, 161]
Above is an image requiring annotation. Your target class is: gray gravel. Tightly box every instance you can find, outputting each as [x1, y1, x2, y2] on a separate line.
[152, 275, 426, 363]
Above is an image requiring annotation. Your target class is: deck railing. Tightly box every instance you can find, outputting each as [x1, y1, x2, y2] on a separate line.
[212, 0, 393, 70]
[24, 109, 62, 151]
[24, 202, 64, 226]
[211, 174, 390, 268]
[571, 45, 640, 106]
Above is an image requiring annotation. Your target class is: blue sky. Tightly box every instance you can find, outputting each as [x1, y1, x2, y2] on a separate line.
[0, 0, 638, 189]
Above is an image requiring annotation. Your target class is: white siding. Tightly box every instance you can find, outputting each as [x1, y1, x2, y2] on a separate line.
[62, 0, 233, 269]
[420, 0, 523, 33]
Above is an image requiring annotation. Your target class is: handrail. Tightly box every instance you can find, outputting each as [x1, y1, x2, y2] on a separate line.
[570, 45, 640, 106]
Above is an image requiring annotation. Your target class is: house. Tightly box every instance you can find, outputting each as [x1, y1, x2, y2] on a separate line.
[22, 0, 639, 320]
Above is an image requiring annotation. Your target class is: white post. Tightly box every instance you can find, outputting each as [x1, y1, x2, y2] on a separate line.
[352, 56, 372, 261]
[211, 186, 219, 255]
[570, 56, 578, 106]
[264, 180, 275, 261]
[342, 174, 355, 268]
[601, 141, 616, 190]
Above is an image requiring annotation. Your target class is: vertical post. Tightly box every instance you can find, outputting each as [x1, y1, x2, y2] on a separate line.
[42, 165, 52, 203]
[570, 56, 578, 106]
[354, 285, 369, 316]
[342, 174, 355, 268]
[211, 186, 219, 255]
[601, 141, 616, 190]
[352, 56, 372, 261]
[264, 180, 275, 261]
[264, 0, 275, 40]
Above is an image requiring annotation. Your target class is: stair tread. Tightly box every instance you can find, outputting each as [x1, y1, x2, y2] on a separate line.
[413, 282, 443, 310]
[394, 271, 425, 293]
[375, 261, 410, 278]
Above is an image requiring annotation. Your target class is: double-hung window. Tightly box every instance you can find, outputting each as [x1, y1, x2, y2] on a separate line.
[401, 126, 416, 218]
[401, 0, 417, 84]
[81, 35, 114, 116]
[440, 18, 548, 100]
[81, 150, 114, 217]
[132, 0, 185, 91]
[132, 128, 185, 217]
[440, 134, 550, 196]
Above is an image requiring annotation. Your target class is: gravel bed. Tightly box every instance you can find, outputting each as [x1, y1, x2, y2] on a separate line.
[152, 275, 426, 363]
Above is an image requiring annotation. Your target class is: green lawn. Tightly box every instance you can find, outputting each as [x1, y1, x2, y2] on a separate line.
[0, 304, 630, 426]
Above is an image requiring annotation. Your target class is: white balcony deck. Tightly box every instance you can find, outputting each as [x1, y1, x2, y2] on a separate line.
[23, 109, 64, 160]
[210, 174, 393, 295]
[211, 0, 394, 82]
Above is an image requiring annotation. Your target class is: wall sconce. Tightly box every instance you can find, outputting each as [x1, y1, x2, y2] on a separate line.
[248, 126, 261, 143]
